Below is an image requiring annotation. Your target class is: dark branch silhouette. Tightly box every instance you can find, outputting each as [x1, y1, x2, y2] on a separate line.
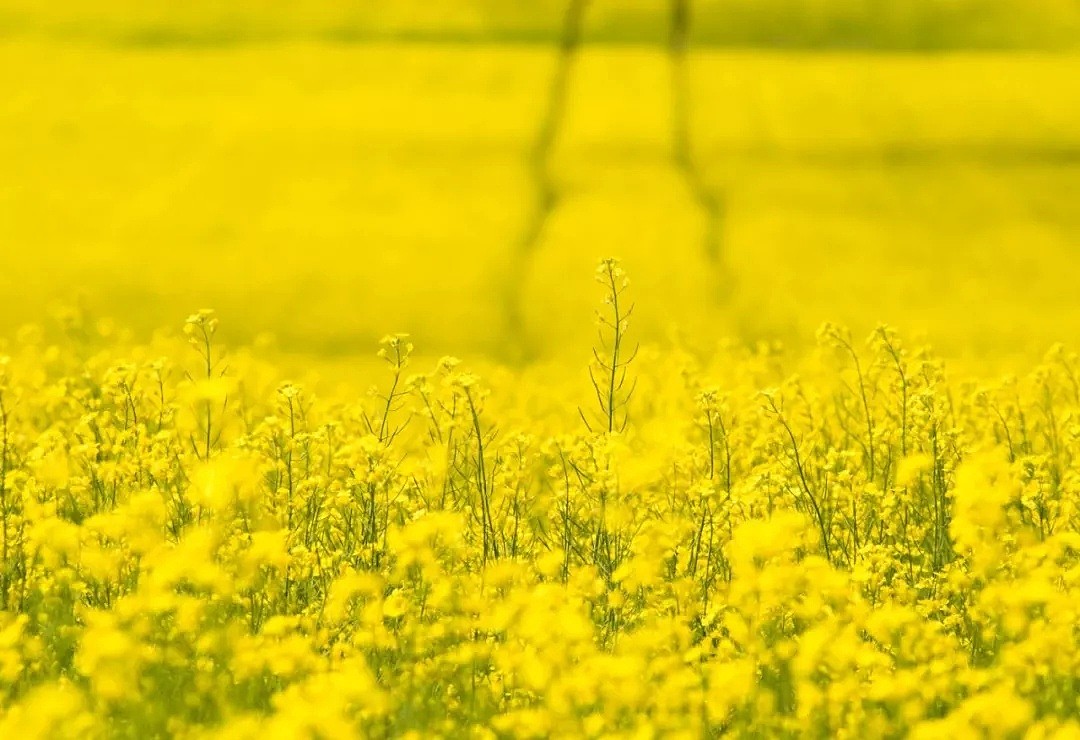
[504, 0, 590, 360]
[670, 0, 730, 298]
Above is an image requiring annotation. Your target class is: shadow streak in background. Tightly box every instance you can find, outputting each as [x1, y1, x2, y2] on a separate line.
[670, 0, 731, 305]
[504, 0, 734, 360]
[504, 0, 589, 361]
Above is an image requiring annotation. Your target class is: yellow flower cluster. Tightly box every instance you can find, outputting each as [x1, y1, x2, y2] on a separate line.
[0, 266, 1078, 738]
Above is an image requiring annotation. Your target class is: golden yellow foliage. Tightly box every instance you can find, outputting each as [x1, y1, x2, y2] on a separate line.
[0, 261, 1077, 736]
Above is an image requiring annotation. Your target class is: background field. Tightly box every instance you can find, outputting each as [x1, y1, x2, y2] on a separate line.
[4, 0, 1080, 47]
[2, 2, 1079, 364]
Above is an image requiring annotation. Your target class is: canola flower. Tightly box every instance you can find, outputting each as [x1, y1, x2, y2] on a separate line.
[0, 261, 1078, 738]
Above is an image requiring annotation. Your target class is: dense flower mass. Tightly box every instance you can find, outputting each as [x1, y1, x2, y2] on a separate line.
[0, 263, 1078, 738]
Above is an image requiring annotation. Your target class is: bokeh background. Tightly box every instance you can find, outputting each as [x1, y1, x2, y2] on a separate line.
[2, 1, 1079, 363]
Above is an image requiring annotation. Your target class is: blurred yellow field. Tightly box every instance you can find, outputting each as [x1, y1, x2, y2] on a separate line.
[0, 42, 550, 354]
[3, 0, 1079, 46]
[3, 41, 1079, 360]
